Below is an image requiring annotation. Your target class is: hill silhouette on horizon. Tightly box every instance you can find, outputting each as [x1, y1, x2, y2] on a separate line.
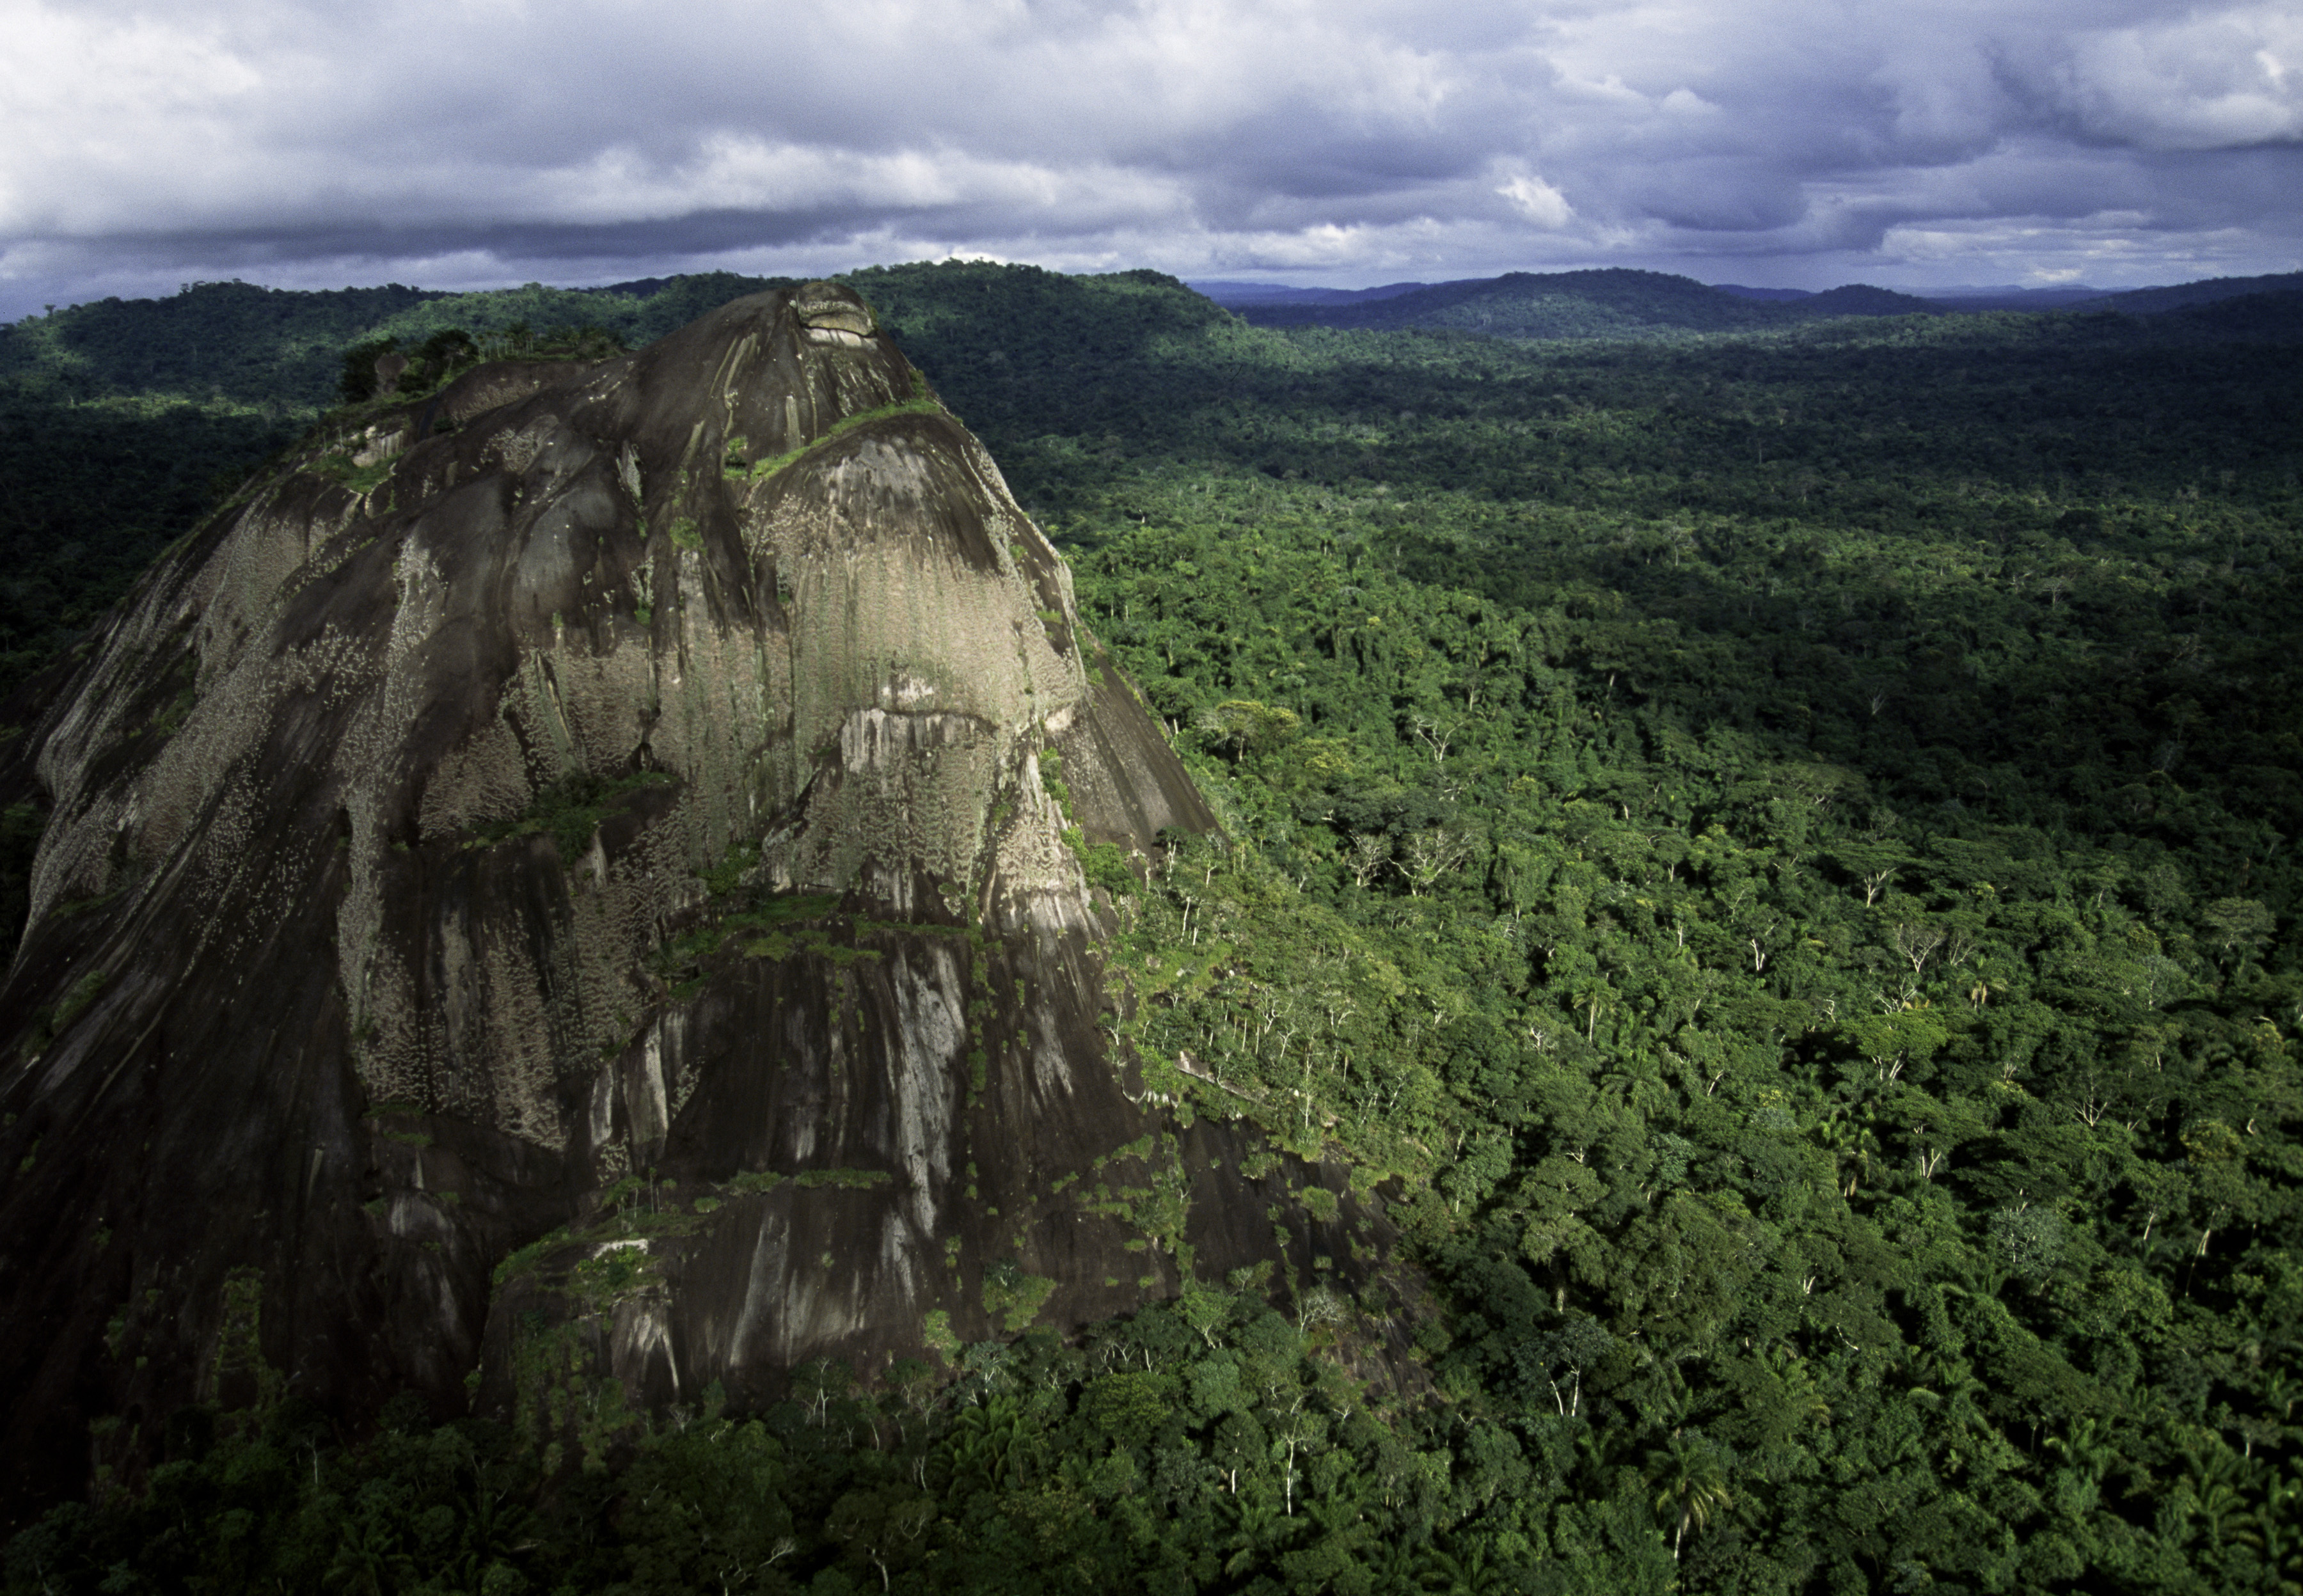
[1224, 267, 1943, 338]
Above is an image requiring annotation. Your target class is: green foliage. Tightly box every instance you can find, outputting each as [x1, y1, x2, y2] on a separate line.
[338, 327, 487, 406]
[700, 838, 761, 897]
[466, 769, 675, 860]
[980, 1260, 1060, 1333]
[731, 374, 942, 484]
[337, 336, 401, 404]
[20, 965, 106, 1059]
[654, 890, 849, 992]
[615, 1415, 795, 1592]
[858, 259, 2303, 1593]
[5, 261, 2302, 1595]
[309, 448, 397, 495]
[1037, 747, 1072, 818]
[1, 280, 441, 408]
[0, 1295, 1477, 1594]
[1069, 830, 1138, 897]
[791, 1167, 894, 1191]
[0, 390, 299, 697]
[0, 285, 647, 709]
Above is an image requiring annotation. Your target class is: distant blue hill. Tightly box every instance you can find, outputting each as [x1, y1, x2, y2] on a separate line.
[2078, 271, 2303, 313]
[1198, 265, 2303, 340]
[1917, 285, 2110, 311]
[1913, 275, 2303, 313]
[1218, 268, 1942, 339]
[2144, 286, 2303, 341]
[1801, 284, 1946, 317]
[1187, 280, 1428, 307]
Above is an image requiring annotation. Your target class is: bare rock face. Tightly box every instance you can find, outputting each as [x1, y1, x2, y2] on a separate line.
[0, 285, 1395, 1504]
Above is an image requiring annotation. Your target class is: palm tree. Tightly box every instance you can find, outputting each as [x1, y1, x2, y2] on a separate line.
[941, 1396, 1026, 1493]
[1761, 1342, 1832, 1428]
[2183, 1442, 2265, 1569]
[1908, 1348, 1993, 1472]
[1417, 1537, 1517, 1595]
[2254, 1472, 2302, 1596]
[1217, 1489, 1292, 1579]
[2045, 1417, 2117, 1485]
[323, 1511, 400, 1596]
[1363, 1537, 1422, 1593]
[1816, 1112, 1882, 1196]
[1647, 1433, 1733, 1560]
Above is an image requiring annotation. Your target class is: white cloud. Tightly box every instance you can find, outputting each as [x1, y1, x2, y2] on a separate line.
[1494, 167, 1575, 228]
[2052, 5, 2303, 148]
[0, 0, 2298, 316]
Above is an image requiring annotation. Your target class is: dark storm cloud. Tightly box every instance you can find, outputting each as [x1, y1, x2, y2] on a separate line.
[1, 0, 2298, 315]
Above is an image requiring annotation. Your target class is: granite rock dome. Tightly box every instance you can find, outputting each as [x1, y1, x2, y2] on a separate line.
[0, 285, 1399, 1504]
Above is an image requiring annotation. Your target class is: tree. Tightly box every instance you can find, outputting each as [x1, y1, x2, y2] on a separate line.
[1345, 832, 1393, 889]
[1417, 1535, 1518, 1594]
[616, 1418, 795, 1595]
[1212, 1410, 1269, 1496]
[338, 337, 400, 403]
[1398, 826, 1476, 895]
[825, 1488, 935, 1592]
[1646, 1433, 1732, 1560]
[2200, 897, 2275, 960]
[793, 1358, 853, 1427]
[1890, 919, 1947, 976]
[1196, 699, 1301, 762]
[1517, 1316, 1614, 1418]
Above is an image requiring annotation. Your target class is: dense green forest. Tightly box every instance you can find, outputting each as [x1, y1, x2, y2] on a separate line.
[3, 264, 2299, 1594]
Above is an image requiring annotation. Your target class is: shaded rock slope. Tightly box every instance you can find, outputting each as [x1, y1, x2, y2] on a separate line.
[0, 284, 1404, 1506]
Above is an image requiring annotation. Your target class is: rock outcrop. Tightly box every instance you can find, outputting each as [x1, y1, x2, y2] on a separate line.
[0, 285, 1398, 1508]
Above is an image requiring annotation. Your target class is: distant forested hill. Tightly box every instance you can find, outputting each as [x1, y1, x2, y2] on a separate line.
[0, 280, 440, 407]
[1229, 267, 1943, 338]
[2084, 271, 2303, 315]
[2, 262, 2298, 1595]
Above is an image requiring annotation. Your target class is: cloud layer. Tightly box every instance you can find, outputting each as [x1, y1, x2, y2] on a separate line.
[2, 0, 2298, 315]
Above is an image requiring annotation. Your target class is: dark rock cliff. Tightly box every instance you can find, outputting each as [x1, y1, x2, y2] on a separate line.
[0, 285, 1407, 1510]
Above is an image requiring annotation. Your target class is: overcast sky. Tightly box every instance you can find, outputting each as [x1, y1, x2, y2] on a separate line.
[2, 0, 2299, 317]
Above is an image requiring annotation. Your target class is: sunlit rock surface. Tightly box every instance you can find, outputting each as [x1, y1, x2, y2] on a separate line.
[0, 285, 1403, 1505]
